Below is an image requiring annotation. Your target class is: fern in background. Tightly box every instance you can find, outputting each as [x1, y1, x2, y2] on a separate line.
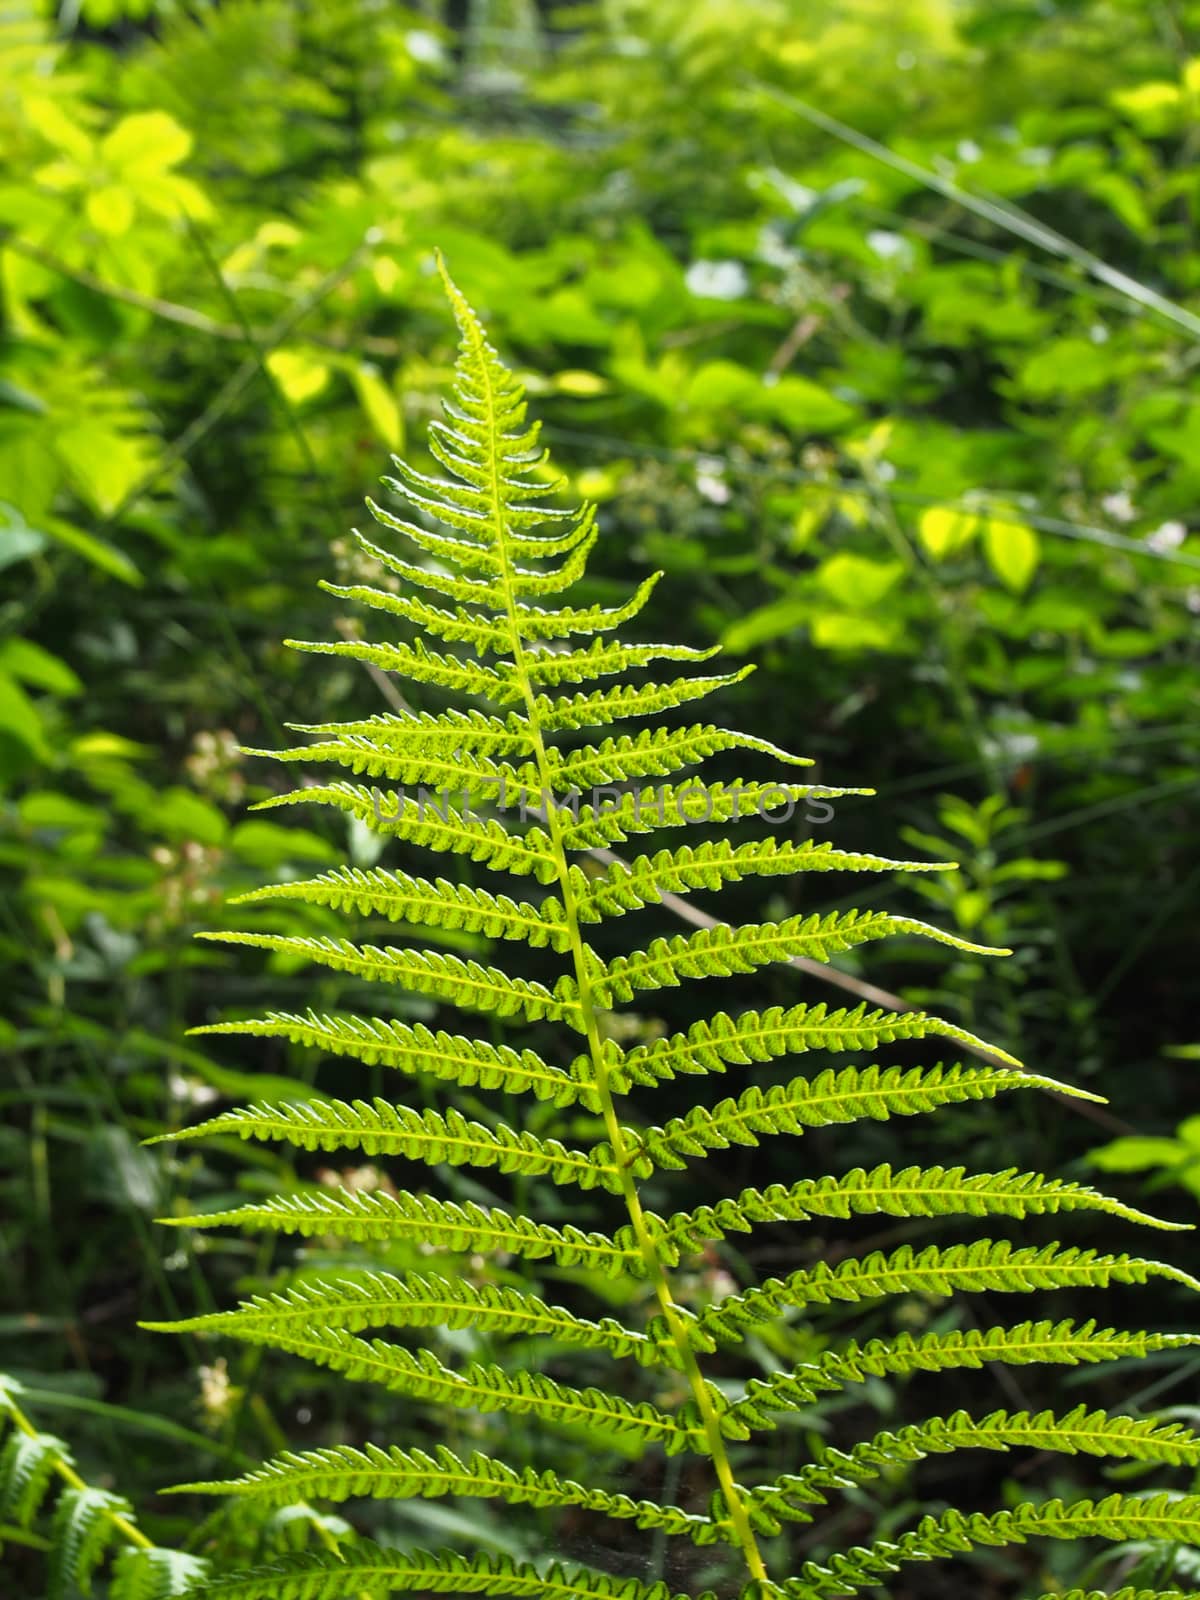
[150, 262, 1200, 1598]
[0, 1373, 207, 1599]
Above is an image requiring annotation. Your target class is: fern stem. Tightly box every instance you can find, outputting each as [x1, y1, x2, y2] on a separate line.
[470, 327, 771, 1587]
[2, 1392, 154, 1551]
[538, 739, 771, 1586]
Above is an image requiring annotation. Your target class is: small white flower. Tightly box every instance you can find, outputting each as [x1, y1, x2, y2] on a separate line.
[1147, 520, 1187, 552]
[167, 1072, 220, 1107]
[867, 230, 909, 264]
[685, 260, 748, 301]
[696, 471, 731, 505]
[1102, 491, 1135, 523]
[197, 1358, 240, 1427]
[957, 139, 981, 162]
[406, 30, 444, 65]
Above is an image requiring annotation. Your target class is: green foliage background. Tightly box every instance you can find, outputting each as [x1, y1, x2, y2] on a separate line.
[1, 0, 1198, 1593]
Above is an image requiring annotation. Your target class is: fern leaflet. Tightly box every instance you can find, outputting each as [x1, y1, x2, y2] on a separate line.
[162, 261, 1200, 1599]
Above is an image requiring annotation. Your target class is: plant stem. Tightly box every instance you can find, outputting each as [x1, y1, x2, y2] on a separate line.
[2, 1393, 154, 1551]
[475, 349, 772, 1587]
[527, 701, 773, 1584]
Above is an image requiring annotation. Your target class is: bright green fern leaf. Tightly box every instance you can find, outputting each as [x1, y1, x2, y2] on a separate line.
[145, 1270, 673, 1368]
[109, 1548, 210, 1600]
[162, 260, 1200, 1599]
[742, 1404, 1200, 1529]
[194, 1542, 713, 1600]
[170, 1442, 720, 1544]
[0, 1378, 205, 1599]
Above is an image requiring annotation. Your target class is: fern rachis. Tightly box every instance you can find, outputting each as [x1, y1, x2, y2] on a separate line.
[155, 260, 1200, 1599]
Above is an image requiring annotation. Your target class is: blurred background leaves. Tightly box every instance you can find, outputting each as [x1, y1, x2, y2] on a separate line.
[1, 0, 1198, 1592]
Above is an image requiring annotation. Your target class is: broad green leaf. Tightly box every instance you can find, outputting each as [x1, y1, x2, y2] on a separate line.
[764, 375, 857, 432]
[917, 505, 977, 560]
[685, 359, 759, 412]
[814, 554, 903, 609]
[230, 821, 339, 868]
[42, 518, 142, 586]
[23, 95, 93, 160]
[1089, 1137, 1188, 1173]
[351, 364, 402, 451]
[553, 370, 608, 396]
[0, 638, 81, 697]
[0, 671, 48, 759]
[86, 185, 135, 235]
[268, 350, 330, 405]
[1111, 80, 1184, 134]
[723, 598, 810, 654]
[811, 613, 901, 651]
[101, 111, 193, 173]
[154, 790, 228, 847]
[983, 515, 1039, 592]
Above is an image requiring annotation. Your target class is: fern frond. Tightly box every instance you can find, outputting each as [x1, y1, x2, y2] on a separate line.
[592, 911, 1009, 1004]
[290, 633, 715, 705]
[507, 527, 603, 597]
[574, 837, 937, 921]
[1024, 1592, 1200, 1600]
[534, 669, 754, 732]
[284, 633, 515, 699]
[195, 1541, 710, 1600]
[232, 867, 569, 951]
[175, 264, 1200, 1597]
[730, 1322, 1200, 1411]
[160, 1187, 644, 1272]
[618, 1063, 1087, 1173]
[546, 722, 813, 790]
[657, 1165, 1183, 1252]
[315, 580, 512, 649]
[558, 784, 864, 852]
[609, 1002, 1014, 1090]
[694, 1243, 1200, 1347]
[746, 1405, 1200, 1522]
[0, 1428, 69, 1527]
[154, 1098, 616, 1190]
[509, 578, 667, 639]
[522, 638, 720, 691]
[247, 784, 557, 880]
[194, 933, 583, 1026]
[48, 1487, 131, 1600]
[348, 523, 500, 604]
[285, 705, 534, 756]
[785, 1494, 1200, 1598]
[154, 1325, 702, 1453]
[242, 733, 527, 795]
[143, 1270, 672, 1368]
[172, 1442, 719, 1542]
[364, 490, 500, 565]
[188, 1010, 592, 1108]
[250, 777, 548, 863]
[109, 1547, 210, 1600]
